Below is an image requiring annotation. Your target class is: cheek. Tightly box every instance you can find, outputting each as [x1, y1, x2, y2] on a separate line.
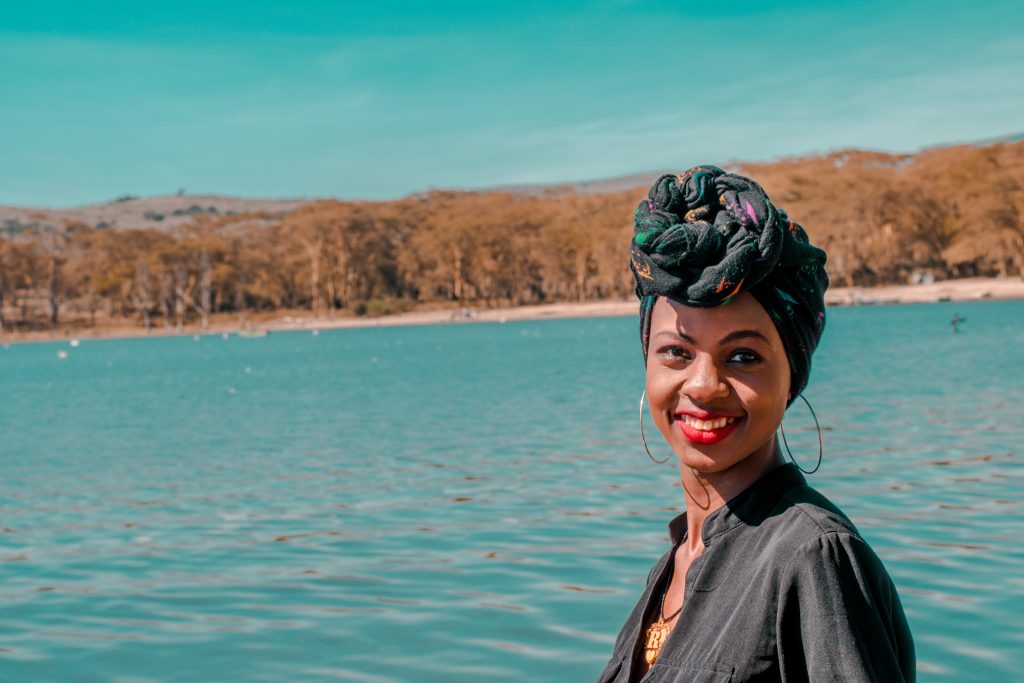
[736, 375, 789, 424]
[645, 368, 679, 412]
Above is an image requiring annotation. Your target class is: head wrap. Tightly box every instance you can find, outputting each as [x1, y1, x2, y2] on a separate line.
[631, 165, 829, 405]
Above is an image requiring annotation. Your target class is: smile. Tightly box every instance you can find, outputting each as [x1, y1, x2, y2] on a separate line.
[682, 415, 736, 430]
[675, 414, 742, 445]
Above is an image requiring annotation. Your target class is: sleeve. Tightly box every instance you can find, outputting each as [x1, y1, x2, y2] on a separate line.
[775, 531, 916, 683]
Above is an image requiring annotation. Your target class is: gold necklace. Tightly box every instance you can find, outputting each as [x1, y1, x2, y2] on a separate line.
[643, 570, 682, 665]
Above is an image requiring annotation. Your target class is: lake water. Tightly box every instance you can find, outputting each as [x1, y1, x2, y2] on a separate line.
[1, 300, 1022, 682]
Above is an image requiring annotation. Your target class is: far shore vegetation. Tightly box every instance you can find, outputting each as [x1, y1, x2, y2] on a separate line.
[2, 140, 1022, 338]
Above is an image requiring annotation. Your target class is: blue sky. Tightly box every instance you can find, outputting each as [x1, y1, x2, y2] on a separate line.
[3, 1, 1022, 207]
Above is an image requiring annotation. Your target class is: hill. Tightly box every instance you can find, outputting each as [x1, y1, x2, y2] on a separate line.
[1, 136, 1022, 336]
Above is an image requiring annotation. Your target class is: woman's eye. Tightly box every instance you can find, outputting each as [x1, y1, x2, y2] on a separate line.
[728, 350, 762, 365]
[659, 346, 691, 361]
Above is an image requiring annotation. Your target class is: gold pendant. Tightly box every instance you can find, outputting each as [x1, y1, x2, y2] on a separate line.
[644, 617, 670, 665]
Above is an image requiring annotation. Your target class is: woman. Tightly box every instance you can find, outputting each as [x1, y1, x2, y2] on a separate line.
[596, 167, 915, 683]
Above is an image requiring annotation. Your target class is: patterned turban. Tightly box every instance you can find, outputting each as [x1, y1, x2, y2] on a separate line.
[632, 165, 829, 406]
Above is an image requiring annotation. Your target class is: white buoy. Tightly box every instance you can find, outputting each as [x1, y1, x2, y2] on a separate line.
[57, 350, 68, 359]
[69, 339, 80, 347]
[222, 332, 230, 340]
[312, 329, 319, 336]
[193, 334, 201, 341]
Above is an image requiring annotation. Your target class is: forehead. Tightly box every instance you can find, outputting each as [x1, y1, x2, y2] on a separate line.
[650, 292, 780, 344]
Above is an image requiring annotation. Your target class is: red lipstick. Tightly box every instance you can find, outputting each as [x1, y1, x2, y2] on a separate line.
[674, 410, 743, 445]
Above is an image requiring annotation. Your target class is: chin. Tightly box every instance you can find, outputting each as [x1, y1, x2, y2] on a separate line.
[674, 433, 778, 476]
[676, 446, 747, 474]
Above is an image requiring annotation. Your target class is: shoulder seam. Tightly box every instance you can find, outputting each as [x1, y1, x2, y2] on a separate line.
[781, 487, 862, 538]
[776, 521, 870, 588]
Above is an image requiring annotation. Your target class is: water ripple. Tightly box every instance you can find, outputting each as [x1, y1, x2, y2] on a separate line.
[1, 301, 1022, 681]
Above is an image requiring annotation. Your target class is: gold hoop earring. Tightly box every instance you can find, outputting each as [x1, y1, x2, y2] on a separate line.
[779, 393, 823, 474]
[640, 389, 671, 464]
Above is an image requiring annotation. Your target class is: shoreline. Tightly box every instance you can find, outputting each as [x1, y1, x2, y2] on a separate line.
[822, 276, 1024, 306]
[2, 276, 1022, 346]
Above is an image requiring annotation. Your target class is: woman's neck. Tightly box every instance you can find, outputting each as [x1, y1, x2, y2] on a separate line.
[678, 441, 785, 554]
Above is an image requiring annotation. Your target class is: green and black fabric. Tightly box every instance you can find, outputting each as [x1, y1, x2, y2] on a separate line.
[631, 166, 829, 406]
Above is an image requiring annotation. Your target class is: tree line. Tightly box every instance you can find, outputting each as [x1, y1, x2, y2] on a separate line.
[1, 140, 1021, 334]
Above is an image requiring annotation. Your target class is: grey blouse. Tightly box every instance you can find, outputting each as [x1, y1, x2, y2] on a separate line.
[595, 464, 915, 683]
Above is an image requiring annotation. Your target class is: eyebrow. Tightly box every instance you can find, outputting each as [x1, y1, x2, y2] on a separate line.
[654, 329, 773, 346]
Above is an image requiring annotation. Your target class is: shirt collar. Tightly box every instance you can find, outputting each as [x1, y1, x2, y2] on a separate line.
[668, 462, 807, 545]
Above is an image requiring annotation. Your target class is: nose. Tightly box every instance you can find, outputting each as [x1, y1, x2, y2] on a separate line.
[683, 353, 730, 403]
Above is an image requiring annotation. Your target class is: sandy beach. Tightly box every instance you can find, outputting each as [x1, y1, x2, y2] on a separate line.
[823, 276, 1024, 306]
[3, 276, 1022, 345]
[272, 276, 1023, 331]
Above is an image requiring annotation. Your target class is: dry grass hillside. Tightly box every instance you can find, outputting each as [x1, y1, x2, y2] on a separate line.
[2, 138, 1021, 335]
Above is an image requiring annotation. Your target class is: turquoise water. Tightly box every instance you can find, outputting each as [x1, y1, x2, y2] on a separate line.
[1, 300, 1022, 682]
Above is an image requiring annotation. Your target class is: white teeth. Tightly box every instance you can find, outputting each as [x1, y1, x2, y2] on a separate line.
[683, 416, 737, 431]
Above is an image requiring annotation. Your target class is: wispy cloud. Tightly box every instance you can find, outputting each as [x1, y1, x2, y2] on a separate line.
[2, 2, 1023, 205]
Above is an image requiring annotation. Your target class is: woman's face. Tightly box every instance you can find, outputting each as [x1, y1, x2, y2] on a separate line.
[645, 292, 791, 475]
